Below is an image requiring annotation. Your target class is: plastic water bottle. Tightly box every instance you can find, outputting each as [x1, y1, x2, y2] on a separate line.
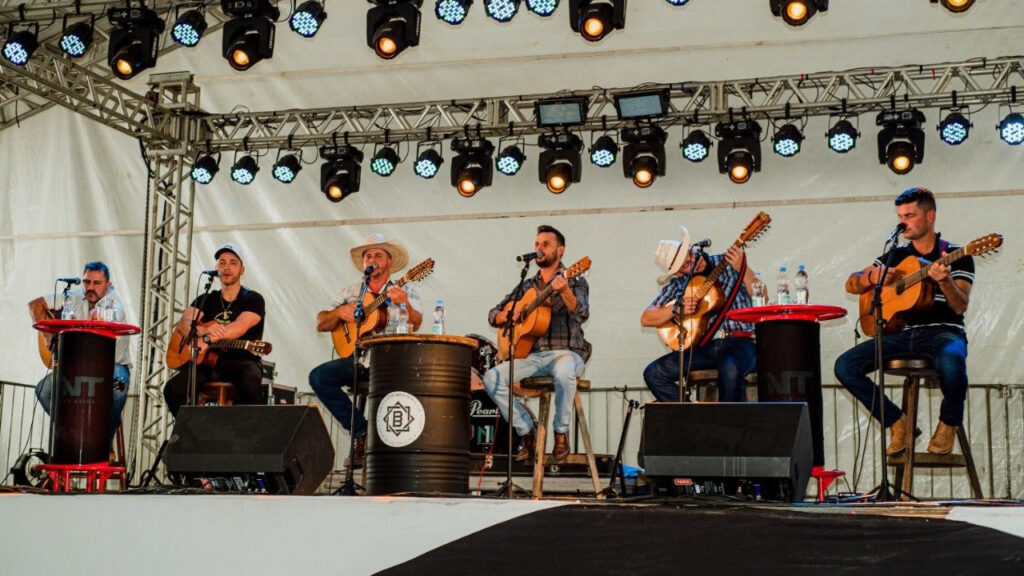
[776, 266, 791, 305]
[751, 273, 767, 307]
[100, 297, 118, 322]
[396, 303, 410, 334]
[432, 299, 446, 335]
[61, 294, 77, 320]
[794, 264, 809, 305]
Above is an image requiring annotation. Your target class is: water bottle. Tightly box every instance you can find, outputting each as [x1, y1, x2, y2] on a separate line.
[776, 266, 791, 305]
[396, 303, 410, 334]
[61, 294, 77, 320]
[750, 273, 767, 307]
[100, 297, 118, 322]
[794, 264, 809, 305]
[432, 299, 446, 335]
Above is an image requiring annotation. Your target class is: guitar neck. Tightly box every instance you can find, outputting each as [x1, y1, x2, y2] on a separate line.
[365, 277, 408, 315]
[211, 339, 252, 353]
[895, 246, 966, 291]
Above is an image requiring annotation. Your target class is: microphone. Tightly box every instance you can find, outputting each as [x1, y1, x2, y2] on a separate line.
[57, 277, 81, 285]
[517, 251, 542, 262]
[691, 238, 712, 250]
[201, 270, 219, 277]
[363, 264, 377, 276]
[886, 222, 908, 243]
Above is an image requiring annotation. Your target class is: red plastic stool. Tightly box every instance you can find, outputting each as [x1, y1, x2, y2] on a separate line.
[35, 462, 128, 493]
[811, 466, 846, 502]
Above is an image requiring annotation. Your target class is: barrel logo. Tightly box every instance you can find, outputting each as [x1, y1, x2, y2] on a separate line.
[376, 391, 426, 447]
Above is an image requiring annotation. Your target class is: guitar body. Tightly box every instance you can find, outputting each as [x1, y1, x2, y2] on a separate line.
[495, 287, 553, 361]
[657, 276, 726, 351]
[331, 294, 390, 359]
[167, 320, 273, 369]
[858, 256, 933, 337]
[29, 297, 55, 368]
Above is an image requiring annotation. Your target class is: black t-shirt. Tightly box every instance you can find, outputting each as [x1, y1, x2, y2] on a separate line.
[874, 233, 974, 330]
[191, 287, 265, 358]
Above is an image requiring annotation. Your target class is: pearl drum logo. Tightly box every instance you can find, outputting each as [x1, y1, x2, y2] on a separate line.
[375, 391, 426, 448]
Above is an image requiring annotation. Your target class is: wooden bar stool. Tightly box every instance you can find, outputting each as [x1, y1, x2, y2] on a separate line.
[885, 357, 983, 500]
[200, 381, 237, 406]
[514, 376, 602, 498]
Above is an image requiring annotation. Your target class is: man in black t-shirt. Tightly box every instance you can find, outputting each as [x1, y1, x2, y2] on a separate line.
[834, 187, 974, 456]
[164, 243, 266, 416]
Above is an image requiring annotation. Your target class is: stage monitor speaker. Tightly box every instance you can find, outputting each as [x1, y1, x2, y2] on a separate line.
[165, 405, 334, 495]
[640, 403, 813, 501]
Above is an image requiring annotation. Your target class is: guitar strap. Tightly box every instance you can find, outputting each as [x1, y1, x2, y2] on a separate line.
[696, 255, 747, 348]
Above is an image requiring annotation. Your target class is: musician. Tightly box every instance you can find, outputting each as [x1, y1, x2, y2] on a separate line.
[641, 226, 758, 403]
[483, 225, 590, 463]
[309, 233, 422, 458]
[834, 187, 973, 455]
[32, 261, 132, 441]
[163, 243, 266, 415]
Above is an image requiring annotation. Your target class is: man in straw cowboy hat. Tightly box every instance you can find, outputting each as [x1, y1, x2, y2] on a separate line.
[641, 226, 759, 403]
[309, 233, 422, 458]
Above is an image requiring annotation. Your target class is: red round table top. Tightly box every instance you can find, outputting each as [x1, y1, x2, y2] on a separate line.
[726, 304, 848, 324]
[34, 318, 141, 338]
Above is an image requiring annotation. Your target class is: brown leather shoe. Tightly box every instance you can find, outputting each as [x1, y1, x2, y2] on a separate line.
[552, 432, 570, 462]
[514, 430, 536, 462]
[354, 434, 367, 460]
[886, 414, 910, 456]
[927, 422, 958, 454]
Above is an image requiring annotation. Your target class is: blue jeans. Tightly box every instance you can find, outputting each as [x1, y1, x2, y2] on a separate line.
[35, 364, 130, 442]
[309, 357, 368, 437]
[643, 338, 757, 403]
[833, 326, 969, 427]
[483, 350, 584, 436]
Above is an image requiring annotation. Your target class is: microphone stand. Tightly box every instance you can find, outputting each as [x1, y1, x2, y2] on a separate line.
[601, 387, 641, 498]
[674, 248, 703, 402]
[494, 260, 532, 498]
[184, 273, 216, 408]
[338, 272, 373, 496]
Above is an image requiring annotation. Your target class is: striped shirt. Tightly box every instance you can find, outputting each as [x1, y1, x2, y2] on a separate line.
[651, 252, 755, 335]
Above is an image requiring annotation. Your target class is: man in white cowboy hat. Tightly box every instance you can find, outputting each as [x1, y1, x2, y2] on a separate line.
[483, 224, 590, 464]
[640, 225, 759, 403]
[164, 242, 266, 415]
[309, 233, 422, 458]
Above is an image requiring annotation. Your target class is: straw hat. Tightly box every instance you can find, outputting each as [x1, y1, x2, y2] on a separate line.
[349, 233, 409, 273]
[654, 226, 691, 285]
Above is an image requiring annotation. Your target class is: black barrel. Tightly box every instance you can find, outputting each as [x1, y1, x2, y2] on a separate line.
[53, 331, 115, 464]
[363, 334, 475, 495]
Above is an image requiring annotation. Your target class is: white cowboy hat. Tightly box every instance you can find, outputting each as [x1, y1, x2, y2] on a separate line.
[349, 233, 409, 273]
[654, 225, 691, 285]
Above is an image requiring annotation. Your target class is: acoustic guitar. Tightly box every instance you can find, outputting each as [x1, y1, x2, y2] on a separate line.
[495, 257, 592, 361]
[28, 297, 56, 368]
[331, 258, 435, 358]
[858, 233, 1003, 337]
[656, 211, 772, 351]
[166, 321, 273, 369]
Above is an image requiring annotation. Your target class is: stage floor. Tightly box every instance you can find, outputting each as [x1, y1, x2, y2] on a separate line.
[1, 489, 1021, 575]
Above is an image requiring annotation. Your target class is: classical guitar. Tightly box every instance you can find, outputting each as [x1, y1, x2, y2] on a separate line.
[166, 321, 273, 369]
[495, 257, 592, 361]
[858, 233, 1003, 337]
[331, 258, 435, 358]
[28, 297, 56, 368]
[656, 211, 772, 351]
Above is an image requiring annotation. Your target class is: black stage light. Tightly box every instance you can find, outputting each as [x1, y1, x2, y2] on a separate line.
[664, 0, 689, 5]
[932, 0, 974, 13]
[484, 0, 521, 22]
[613, 89, 669, 121]
[590, 134, 618, 167]
[827, 118, 858, 153]
[716, 119, 762, 184]
[496, 144, 526, 176]
[876, 108, 925, 175]
[291, 1, 327, 38]
[107, 7, 165, 79]
[320, 145, 364, 202]
[231, 155, 259, 185]
[938, 111, 971, 146]
[772, 123, 804, 157]
[222, 0, 279, 71]
[451, 137, 495, 197]
[436, 0, 473, 25]
[60, 18, 95, 58]
[172, 8, 207, 47]
[370, 145, 401, 176]
[998, 112, 1024, 146]
[621, 125, 667, 188]
[526, 0, 559, 17]
[681, 129, 711, 162]
[570, 0, 625, 42]
[191, 155, 220, 184]
[538, 132, 583, 194]
[2, 25, 38, 66]
[273, 154, 302, 183]
[368, 0, 422, 60]
[770, 0, 828, 26]
[414, 146, 443, 178]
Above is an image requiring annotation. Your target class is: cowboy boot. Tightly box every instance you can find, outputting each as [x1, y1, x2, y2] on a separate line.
[927, 422, 958, 455]
[886, 414, 911, 456]
[552, 432, 570, 462]
[515, 430, 537, 462]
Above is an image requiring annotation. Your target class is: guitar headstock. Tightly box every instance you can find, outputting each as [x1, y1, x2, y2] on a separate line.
[739, 211, 772, 245]
[247, 341, 273, 356]
[965, 233, 1003, 257]
[405, 258, 435, 283]
[564, 257, 592, 279]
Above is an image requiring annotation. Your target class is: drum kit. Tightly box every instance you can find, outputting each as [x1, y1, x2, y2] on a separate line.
[465, 333, 532, 457]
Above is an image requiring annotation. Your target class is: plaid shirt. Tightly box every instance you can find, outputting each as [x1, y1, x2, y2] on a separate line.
[488, 264, 590, 361]
[333, 280, 421, 335]
[651, 252, 754, 335]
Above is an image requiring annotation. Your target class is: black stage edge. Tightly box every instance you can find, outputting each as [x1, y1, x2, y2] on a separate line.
[378, 502, 1024, 575]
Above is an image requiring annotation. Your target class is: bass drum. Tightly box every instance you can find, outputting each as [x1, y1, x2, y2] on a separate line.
[469, 371, 535, 455]
[465, 333, 498, 376]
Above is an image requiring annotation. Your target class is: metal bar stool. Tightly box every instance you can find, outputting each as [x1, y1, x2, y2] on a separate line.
[514, 377, 602, 498]
[885, 357, 983, 500]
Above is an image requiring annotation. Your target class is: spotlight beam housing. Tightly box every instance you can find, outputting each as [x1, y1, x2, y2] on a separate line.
[569, 0, 626, 42]
[368, 0, 423, 59]
[621, 124, 667, 188]
[222, 0, 280, 71]
[876, 108, 926, 174]
[770, 0, 828, 26]
[538, 132, 583, 193]
[715, 119, 763, 183]
[451, 137, 495, 196]
[320, 145, 364, 201]
[107, 7, 165, 79]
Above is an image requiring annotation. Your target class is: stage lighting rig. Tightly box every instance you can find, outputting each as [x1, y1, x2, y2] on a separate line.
[436, 0, 472, 25]
[106, 6, 165, 80]
[589, 134, 618, 167]
[938, 110, 971, 146]
[2, 8, 38, 67]
[484, 0, 521, 22]
[291, 1, 327, 38]
[621, 124, 667, 189]
[273, 152, 303, 183]
[827, 118, 859, 153]
[715, 118, 762, 184]
[222, 0, 280, 71]
[664, 0, 689, 5]
[527, 0, 559, 16]
[414, 141, 444, 178]
[231, 154, 259, 185]
[172, 6, 208, 47]
[60, 15, 96, 59]
[680, 129, 711, 163]
[538, 132, 583, 194]
[320, 145, 364, 202]
[191, 154, 220, 184]
[570, 0, 625, 42]
[931, 0, 974, 13]
[876, 108, 925, 175]
[772, 123, 804, 157]
[495, 140, 526, 176]
[998, 112, 1024, 146]
[371, 145, 401, 176]
[770, 0, 828, 27]
[368, 0, 422, 59]
[451, 137, 495, 197]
